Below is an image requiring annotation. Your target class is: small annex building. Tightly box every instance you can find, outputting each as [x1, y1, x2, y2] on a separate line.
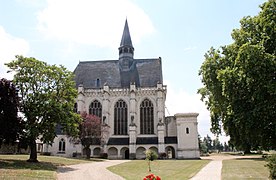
[44, 20, 200, 159]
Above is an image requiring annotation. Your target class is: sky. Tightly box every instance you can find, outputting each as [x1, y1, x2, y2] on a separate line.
[0, 0, 266, 142]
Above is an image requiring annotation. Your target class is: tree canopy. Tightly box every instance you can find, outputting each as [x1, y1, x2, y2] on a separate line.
[198, 0, 276, 152]
[80, 113, 101, 159]
[6, 56, 81, 162]
[0, 78, 23, 146]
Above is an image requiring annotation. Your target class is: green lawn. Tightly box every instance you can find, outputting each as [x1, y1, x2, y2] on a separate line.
[0, 154, 101, 179]
[222, 158, 269, 180]
[108, 159, 210, 180]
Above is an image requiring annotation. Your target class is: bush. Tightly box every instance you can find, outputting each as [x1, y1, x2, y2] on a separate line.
[143, 173, 161, 180]
[146, 150, 158, 161]
[145, 150, 158, 172]
[72, 152, 81, 157]
[100, 153, 108, 159]
[159, 152, 167, 159]
[41, 152, 51, 156]
[265, 154, 276, 180]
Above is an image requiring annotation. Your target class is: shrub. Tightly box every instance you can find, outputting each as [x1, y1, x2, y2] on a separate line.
[145, 150, 158, 161]
[100, 152, 108, 159]
[145, 150, 158, 172]
[41, 152, 51, 156]
[265, 154, 276, 180]
[143, 173, 161, 180]
[159, 152, 167, 159]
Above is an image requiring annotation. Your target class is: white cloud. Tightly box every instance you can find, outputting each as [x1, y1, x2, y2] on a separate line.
[37, 0, 155, 48]
[164, 80, 211, 137]
[183, 46, 197, 52]
[0, 26, 29, 80]
[164, 80, 230, 142]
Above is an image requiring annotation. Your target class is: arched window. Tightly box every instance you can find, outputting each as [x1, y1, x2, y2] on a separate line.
[140, 99, 154, 134]
[74, 103, 78, 113]
[186, 127, 190, 134]
[59, 138, 65, 152]
[114, 100, 128, 135]
[89, 100, 102, 118]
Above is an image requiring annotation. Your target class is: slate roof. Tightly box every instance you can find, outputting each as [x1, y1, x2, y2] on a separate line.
[74, 58, 163, 88]
[120, 19, 133, 48]
[74, 19, 163, 89]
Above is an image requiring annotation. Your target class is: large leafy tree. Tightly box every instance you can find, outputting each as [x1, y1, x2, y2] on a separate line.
[6, 55, 81, 162]
[80, 113, 101, 159]
[0, 78, 23, 146]
[198, 0, 276, 152]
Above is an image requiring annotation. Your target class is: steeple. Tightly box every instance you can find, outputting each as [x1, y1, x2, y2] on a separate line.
[119, 19, 134, 60]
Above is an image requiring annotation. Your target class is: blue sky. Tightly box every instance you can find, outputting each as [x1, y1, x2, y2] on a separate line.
[0, 0, 266, 142]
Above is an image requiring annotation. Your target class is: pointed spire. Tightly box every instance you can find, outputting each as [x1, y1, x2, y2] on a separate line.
[120, 19, 133, 48]
[118, 19, 134, 61]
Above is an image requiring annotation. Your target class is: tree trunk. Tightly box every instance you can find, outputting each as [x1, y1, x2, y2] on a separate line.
[148, 161, 151, 172]
[243, 144, 251, 154]
[27, 139, 38, 162]
[85, 146, 91, 159]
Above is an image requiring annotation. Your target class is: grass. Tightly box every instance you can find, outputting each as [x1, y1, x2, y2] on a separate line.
[108, 159, 210, 180]
[0, 154, 102, 179]
[222, 158, 269, 180]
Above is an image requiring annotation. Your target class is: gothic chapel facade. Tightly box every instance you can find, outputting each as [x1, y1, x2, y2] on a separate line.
[45, 20, 200, 159]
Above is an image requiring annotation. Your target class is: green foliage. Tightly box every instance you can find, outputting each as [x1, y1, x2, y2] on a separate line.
[198, 0, 276, 151]
[265, 154, 276, 180]
[5, 55, 81, 161]
[0, 78, 23, 146]
[199, 135, 224, 153]
[145, 150, 158, 161]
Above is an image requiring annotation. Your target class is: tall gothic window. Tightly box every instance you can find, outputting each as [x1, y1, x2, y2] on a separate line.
[140, 99, 154, 134]
[59, 138, 65, 152]
[114, 100, 128, 135]
[74, 103, 78, 113]
[89, 100, 102, 118]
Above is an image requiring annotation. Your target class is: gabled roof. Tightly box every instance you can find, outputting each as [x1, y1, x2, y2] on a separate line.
[74, 58, 163, 89]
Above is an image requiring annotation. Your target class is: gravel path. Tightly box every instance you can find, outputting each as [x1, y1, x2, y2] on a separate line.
[190, 159, 222, 180]
[57, 160, 129, 180]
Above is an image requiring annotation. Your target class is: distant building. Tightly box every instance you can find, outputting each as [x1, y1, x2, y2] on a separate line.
[45, 20, 200, 159]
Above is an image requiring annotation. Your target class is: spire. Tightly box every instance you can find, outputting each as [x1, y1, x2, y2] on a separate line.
[119, 19, 134, 59]
[120, 19, 133, 48]
[118, 19, 134, 71]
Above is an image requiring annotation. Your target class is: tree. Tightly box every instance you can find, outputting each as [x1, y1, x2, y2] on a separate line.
[145, 149, 158, 172]
[0, 78, 23, 146]
[198, 0, 276, 152]
[80, 113, 101, 159]
[203, 134, 213, 152]
[212, 137, 223, 152]
[6, 55, 81, 162]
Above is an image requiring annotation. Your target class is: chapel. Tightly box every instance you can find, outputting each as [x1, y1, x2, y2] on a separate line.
[44, 20, 200, 159]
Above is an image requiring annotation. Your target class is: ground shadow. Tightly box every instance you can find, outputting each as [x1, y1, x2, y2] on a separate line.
[0, 159, 57, 171]
[57, 166, 77, 173]
[233, 157, 265, 161]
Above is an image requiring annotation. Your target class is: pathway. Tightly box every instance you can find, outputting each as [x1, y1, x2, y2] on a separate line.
[190, 158, 222, 180]
[57, 160, 129, 180]
[190, 154, 260, 180]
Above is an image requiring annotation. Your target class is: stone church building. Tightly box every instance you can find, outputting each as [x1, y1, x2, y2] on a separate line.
[44, 20, 200, 159]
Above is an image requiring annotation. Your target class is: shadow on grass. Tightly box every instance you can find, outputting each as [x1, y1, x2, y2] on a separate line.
[57, 166, 77, 173]
[0, 159, 57, 171]
[233, 157, 265, 161]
